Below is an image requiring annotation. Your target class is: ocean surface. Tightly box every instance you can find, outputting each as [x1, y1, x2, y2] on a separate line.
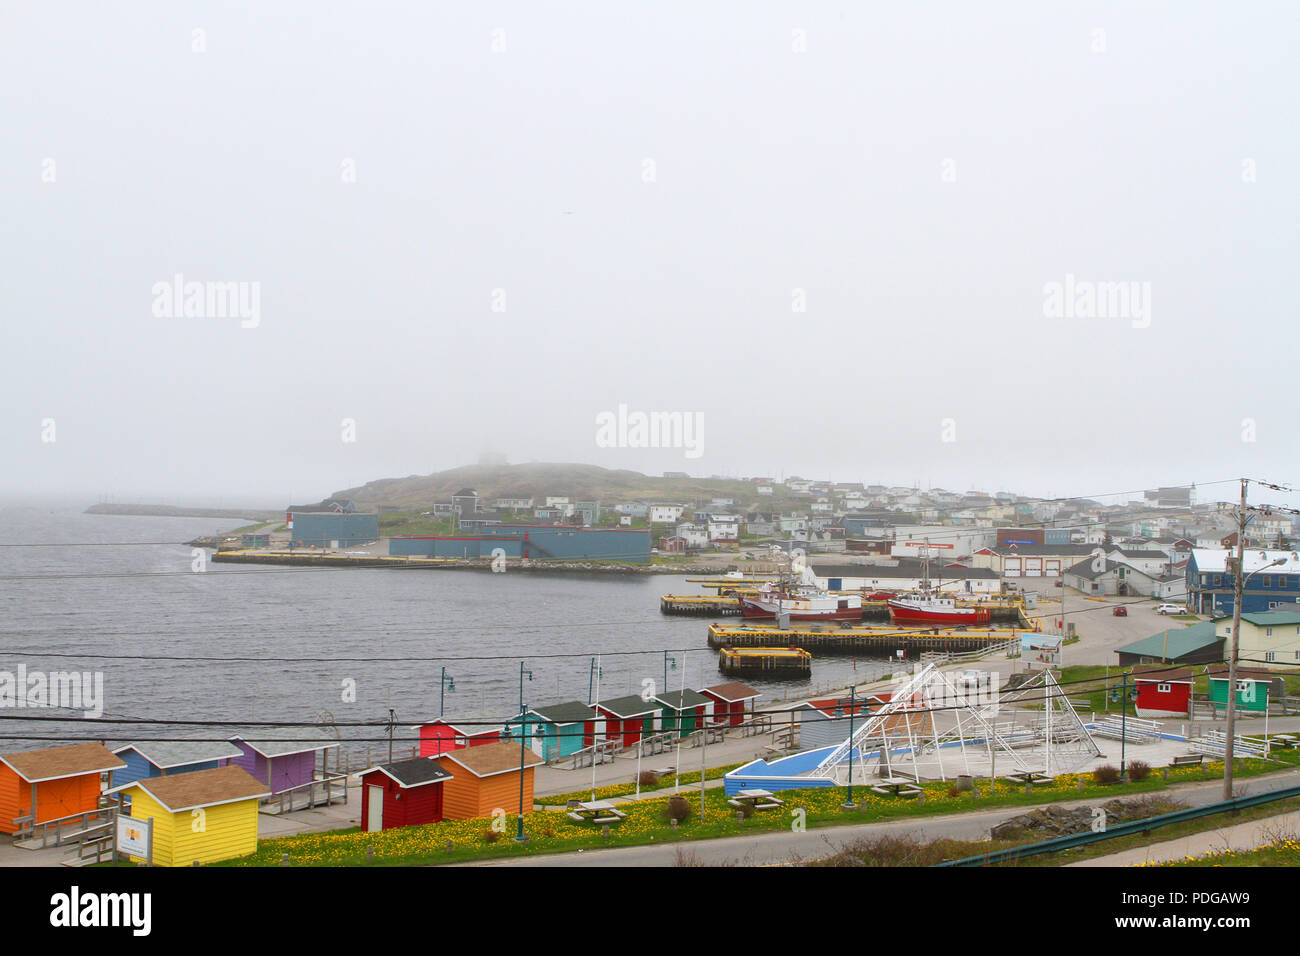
[0, 505, 889, 754]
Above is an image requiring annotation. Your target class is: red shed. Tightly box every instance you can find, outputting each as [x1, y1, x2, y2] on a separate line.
[594, 695, 660, 748]
[700, 682, 761, 726]
[414, 718, 500, 758]
[358, 757, 454, 832]
[0, 742, 125, 835]
[1132, 666, 1194, 718]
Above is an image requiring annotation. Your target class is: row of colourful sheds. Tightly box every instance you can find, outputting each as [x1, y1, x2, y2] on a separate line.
[0, 733, 340, 866]
[414, 681, 762, 764]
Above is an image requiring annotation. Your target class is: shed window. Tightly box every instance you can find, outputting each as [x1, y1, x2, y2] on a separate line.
[1157, 683, 1171, 693]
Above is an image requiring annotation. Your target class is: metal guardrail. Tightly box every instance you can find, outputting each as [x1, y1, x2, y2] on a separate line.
[936, 781, 1300, 867]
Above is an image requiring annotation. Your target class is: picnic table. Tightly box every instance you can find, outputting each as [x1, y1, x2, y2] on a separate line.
[727, 788, 785, 812]
[565, 800, 628, 826]
[869, 776, 924, 797]
[1271, 734, 1298, 749]
[1003, 770, 1054, 785]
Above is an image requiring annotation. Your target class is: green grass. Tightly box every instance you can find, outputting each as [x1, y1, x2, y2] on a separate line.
[1158, 840, 1300, 866]
[215, 750, 1300, 867]
[536, 762, 748, 806]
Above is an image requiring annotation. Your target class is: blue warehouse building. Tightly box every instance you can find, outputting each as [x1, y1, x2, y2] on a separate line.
[289, 511, 379, 549]
[390, 525, 650, 562]
[1187, 548, 1300, 616]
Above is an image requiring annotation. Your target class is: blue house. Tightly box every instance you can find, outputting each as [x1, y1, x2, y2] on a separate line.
[111, 739, 245, 788]
[1186, 548, 1300, 616]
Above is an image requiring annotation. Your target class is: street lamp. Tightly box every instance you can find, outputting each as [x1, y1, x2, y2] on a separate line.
[842, 686, 858, 809]
[439, 667, 455, 718]
[516, 661, 533, 842]
[663, 651, 676, 695]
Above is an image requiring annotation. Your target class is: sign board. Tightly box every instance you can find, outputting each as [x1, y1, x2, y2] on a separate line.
[116, 815, 152, 862]
[905, 542, 953, 549]
[1021, 634, 1062, 669]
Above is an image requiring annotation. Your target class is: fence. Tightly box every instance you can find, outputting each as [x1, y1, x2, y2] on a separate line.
[937, 780, 1300, 867]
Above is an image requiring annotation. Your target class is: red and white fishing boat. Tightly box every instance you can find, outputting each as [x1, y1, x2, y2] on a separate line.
[739, 583, 863, 621]
[887, 595, 991, 626]
[885, 545, 991, 626]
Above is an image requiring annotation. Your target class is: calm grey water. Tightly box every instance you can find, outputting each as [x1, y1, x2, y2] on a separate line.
[0, 506, 885, 752]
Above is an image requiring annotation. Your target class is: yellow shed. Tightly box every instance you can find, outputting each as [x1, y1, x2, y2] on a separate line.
[108, 764, 269, 866]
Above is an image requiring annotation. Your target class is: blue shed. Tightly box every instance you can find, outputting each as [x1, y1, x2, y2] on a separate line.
[504, 702, 597, 760]
[111, 739, 245, 788]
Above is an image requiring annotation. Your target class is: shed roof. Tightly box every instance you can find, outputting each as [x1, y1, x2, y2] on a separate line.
[0, 742, 125, 783]
[110, 764, 270, 812]
[412, 717, 496, 736]
[1115, 622, 1223, 662]
[701, 682, 761, 703]
[438, 742, 544, 778]
[1130, 666, 1195, 683]
[654, 689, 711, 710]
[113, 739, 244, 770]
[1205, 665, 1278, 683]
[229, 729, 340, 758]
[594, 695, 660, 718]
[529, 701, 597, 725]
[359, 757, 454, 789]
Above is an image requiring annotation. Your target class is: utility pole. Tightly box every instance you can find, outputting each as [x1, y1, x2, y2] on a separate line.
[1224, 478, 1248, 801]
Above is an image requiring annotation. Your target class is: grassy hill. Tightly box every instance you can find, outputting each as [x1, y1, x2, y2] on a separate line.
[331, 463, 791, 511]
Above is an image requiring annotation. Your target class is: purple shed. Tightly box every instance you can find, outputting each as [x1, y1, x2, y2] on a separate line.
[228, 731, 339, 795]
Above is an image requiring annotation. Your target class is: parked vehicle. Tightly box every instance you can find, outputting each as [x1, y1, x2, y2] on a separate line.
[1155, 603, 1185, 615]
[1112, 606, 1128, 616]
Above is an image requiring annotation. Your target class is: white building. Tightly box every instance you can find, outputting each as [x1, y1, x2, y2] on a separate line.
[649, 504, 686, 524]
[707, 515, 740, 541]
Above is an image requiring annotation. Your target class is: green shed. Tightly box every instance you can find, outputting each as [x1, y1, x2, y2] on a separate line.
[653, 689, 712, 738]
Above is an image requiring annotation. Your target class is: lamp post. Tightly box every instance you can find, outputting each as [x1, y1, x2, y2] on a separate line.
[842, 685, 858, 809]
[439, 667, 455, 718]
[516, 661, 533, 842]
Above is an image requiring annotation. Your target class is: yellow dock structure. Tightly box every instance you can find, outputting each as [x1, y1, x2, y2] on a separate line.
[708, 621, 1026, 656]
[717, 646, 812, 678]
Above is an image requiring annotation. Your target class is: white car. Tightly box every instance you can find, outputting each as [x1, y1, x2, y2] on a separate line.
[1154, 604, 1185, 615]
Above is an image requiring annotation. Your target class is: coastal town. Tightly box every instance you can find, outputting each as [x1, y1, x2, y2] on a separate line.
[5, 471, 1300, 872]
[6, 0, 1291, 933]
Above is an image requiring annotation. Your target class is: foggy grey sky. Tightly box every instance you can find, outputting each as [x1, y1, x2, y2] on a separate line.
[3, 2, 1297, 506]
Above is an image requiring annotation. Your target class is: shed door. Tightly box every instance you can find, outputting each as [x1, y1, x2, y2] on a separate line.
[366, 785, 384, 832]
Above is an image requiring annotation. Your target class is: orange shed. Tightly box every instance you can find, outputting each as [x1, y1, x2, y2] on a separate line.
[0, 742, 125, 835]
[434, 742, 544, 821]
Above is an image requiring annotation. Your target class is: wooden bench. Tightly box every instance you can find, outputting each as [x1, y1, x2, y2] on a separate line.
[1171, 754, 1205, 767]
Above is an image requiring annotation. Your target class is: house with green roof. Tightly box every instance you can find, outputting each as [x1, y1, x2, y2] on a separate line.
[1115, 621, 1224, 667]
[1209, 610, 1300, 669]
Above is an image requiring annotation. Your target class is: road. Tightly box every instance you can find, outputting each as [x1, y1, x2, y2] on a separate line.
[459, 766, 1300, 867]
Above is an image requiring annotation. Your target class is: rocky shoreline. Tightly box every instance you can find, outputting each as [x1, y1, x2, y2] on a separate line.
[205, 548, 729, 575]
